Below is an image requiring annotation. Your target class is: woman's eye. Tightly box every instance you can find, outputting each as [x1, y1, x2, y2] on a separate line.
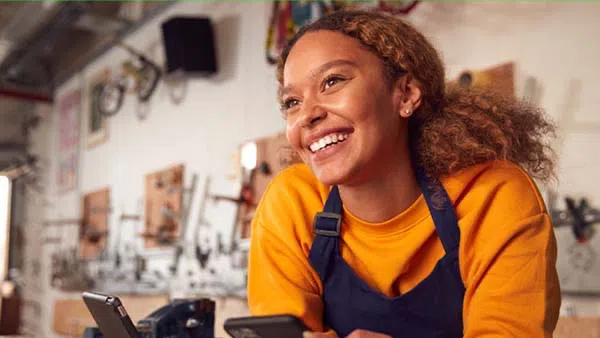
[324, 76, 344, 89]
[281, 98, 299, 111]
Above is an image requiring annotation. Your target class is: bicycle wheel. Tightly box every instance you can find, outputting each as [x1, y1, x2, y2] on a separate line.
[137, 63, 161, 102]
[97, 82, 125, 117]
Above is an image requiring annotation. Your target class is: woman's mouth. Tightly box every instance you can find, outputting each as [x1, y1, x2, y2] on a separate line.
[309, 132, 350, 153]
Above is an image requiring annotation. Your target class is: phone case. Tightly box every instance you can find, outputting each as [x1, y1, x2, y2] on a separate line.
[82, 291, 141, 338]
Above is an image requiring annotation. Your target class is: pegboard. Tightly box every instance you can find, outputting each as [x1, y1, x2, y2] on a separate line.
[554, 316, 600, 338]
[556, 224, 600, 294]
[142, 164, 184, 248]
[236, 132, 300, 239]
[451, 62, 515, 98]
[79, 187, 111, 259]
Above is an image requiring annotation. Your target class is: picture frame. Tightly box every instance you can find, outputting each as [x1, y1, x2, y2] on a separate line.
[57, 87, 82, 193]
[86, 69, 110, 149]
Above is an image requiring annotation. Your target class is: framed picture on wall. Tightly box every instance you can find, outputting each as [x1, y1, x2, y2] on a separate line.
[57, 87, 81, 193]
[86, 69, 110, 149]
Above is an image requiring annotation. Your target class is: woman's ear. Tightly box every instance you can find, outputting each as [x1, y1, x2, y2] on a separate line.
[394, 74, 422, 118]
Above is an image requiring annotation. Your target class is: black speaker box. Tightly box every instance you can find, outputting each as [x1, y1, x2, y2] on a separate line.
[161, 16, 218, 76]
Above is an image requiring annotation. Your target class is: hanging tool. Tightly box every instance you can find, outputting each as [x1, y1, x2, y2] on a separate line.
[548, 190, 599, 242]
[564, 196, 598, 243]
[169, 173, 203, 274]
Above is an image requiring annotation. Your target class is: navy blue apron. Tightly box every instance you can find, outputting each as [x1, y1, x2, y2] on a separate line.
[308, 170, 465, 337]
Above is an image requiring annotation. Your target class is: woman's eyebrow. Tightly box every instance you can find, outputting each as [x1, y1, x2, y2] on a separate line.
[280, 59, 358, 97]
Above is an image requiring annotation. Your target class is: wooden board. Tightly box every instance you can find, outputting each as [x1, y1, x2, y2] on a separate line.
[238, 132, 300, 239]
[143, 164, 184, 248]
[554, 316, 600, 338]
[253, 132, 300, 208]
[79, 187, 110, 260]
[450, 62, 515, 98]
[52, 295, 168, 337]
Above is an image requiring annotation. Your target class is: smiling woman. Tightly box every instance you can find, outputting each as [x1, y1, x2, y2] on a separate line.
[247, 10, 560, 338]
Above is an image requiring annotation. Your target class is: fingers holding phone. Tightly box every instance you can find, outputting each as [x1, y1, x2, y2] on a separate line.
[345, 329, 392, 338]
[224, 314, 308, 338]
[302, 331, 336, 338]
[303, 329, 391, 338]
[224, 314, 391, 338]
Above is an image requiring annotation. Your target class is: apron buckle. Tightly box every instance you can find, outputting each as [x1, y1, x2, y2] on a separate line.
[313, 212, 342, 237]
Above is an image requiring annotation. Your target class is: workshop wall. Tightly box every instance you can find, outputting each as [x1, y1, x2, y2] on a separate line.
[18, 2, 600, 337]
[30, 2, 278, 337]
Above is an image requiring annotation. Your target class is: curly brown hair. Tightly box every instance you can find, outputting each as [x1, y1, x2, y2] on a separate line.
[277, 10, 556, 183]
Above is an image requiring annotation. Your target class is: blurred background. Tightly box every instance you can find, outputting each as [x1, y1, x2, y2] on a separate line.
[0, 1, 599, 337]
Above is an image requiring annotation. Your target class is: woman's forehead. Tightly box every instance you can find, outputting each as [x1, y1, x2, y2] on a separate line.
[283, 31, 380, 82]
[287, 31, 363, 60]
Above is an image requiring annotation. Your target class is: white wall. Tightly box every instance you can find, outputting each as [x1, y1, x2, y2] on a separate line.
[20, 2, 600, 337]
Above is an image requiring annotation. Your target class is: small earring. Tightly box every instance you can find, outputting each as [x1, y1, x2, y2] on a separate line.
[404, 109, 412, 116]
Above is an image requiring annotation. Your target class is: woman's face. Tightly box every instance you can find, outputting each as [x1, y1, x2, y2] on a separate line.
[281, 30, 408, 186]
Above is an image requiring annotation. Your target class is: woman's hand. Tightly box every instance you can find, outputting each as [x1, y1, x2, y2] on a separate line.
[304, 330, 392, 338]
[346, 331, 391, 338]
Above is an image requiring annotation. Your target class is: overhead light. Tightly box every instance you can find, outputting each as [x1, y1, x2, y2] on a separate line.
[74, 13, 128, 34]
[42, 1, 58, 10]
[241, 142, 257, 171]
[0, 39, 13, 65]
[119, 2, 144, 22]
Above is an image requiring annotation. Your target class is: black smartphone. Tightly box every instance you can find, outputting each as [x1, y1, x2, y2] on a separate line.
[224, 314, 308, 338]
[82, 291, 141, 338]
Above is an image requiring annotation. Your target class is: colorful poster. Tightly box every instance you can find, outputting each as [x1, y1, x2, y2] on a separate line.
[57, 88, 81, 193]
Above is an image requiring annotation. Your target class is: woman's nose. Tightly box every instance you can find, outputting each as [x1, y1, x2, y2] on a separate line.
[299, 98, 327, 128]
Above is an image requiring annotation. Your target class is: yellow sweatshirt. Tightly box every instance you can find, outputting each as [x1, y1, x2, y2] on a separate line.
[247, 161, 561, 337]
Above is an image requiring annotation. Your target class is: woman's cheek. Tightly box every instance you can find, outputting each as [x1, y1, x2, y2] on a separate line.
[285, 124, 301, 151]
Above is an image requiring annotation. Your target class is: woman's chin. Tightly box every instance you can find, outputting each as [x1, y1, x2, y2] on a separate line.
[311, 166, 349, 187]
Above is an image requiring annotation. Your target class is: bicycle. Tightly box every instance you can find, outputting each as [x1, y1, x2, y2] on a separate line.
[95, 41, 162, 118]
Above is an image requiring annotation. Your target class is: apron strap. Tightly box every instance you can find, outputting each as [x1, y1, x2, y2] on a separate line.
[415, 168, 461, 254]
[309, 169, 462, 279]
[309, 186, 342, 280]
[314, 186, 343, 236]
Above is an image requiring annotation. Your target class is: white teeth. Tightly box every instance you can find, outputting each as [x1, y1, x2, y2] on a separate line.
[309, 133, 349, 153]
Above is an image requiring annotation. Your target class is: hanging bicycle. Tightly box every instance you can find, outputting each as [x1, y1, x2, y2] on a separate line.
[95, 41, 162, 118]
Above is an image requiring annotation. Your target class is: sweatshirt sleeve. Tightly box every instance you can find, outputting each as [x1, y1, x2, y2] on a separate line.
[247, 217, 328, 332]
[246, 169, 335, 334]
[462, 213, 561, 338]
